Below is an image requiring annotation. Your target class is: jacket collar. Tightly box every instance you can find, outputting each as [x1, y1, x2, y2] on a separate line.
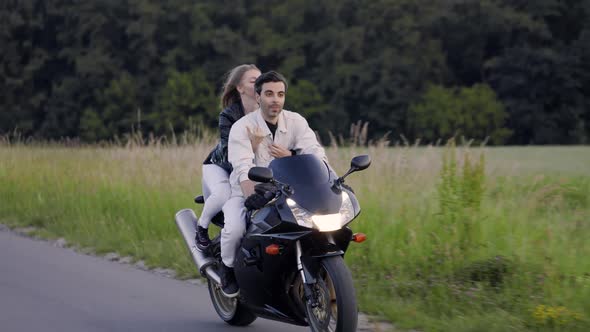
[225, 102, 245, 119]
[254, 108, 288, 137]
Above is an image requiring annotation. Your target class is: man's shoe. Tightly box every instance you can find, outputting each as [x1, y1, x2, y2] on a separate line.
[195, 225, 211, 251]
[219, 263, 239, 298]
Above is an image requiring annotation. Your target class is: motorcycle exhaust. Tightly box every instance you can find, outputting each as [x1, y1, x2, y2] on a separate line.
[174, 209, 221, 285]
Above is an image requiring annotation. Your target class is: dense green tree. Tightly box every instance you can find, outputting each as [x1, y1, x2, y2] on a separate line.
[1, 0, 52, 136]
[154, 69, 217, 133]
[1, 0, 589, 144]
[408, 84, 510, 144]
[79, 73, 140, 141]
[284, 79, 329, 120]
[573, 26, 590, 143]
[486, 47, 583, 144]
[432, 0, 551, 86]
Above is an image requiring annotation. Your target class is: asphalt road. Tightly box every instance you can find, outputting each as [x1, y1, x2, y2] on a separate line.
[0, 230, 309, 332]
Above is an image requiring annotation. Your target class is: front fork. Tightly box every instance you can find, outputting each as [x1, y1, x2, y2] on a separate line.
[295, 241, 314, 305]
[296, 234, 336, 281]
[296, 235, 336, 308]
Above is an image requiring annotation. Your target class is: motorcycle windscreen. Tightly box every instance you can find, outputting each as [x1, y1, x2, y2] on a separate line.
[268, 154, 342, 215]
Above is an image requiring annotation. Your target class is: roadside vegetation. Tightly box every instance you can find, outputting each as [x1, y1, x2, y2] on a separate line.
[1, 138, 589, 331]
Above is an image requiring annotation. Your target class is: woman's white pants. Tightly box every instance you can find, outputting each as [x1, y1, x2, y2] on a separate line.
[199, 164, 231, 228]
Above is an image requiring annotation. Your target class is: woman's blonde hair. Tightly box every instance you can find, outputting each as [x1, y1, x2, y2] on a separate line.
[220, 64, 260, 108]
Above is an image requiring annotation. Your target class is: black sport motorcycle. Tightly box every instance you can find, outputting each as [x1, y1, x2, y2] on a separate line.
[175, 154, 370, 332]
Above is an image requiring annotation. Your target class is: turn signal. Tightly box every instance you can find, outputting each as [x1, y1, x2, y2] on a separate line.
[352, 233, 367, 243]
[265, 244, 281, 255]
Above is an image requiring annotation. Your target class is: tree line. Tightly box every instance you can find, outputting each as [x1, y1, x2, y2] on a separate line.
[2, 0, 589, 144]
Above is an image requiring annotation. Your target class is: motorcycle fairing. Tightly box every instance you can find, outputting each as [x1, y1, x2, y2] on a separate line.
[269, 155, 342, 215]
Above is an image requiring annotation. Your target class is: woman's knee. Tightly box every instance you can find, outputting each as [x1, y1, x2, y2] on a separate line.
[209, 184, 231, 201]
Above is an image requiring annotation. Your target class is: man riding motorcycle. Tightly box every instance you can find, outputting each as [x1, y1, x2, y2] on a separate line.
[221, 70, 331, 297]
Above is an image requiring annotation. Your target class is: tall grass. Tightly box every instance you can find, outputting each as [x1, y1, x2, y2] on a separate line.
[1, 141, 589, 331]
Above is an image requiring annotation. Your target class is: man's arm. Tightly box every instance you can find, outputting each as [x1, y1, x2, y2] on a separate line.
[290, 113, 339, 177]
[228, 120, 256, 197]
[292, 114, 328, 163]
[240, 180, 256, 198]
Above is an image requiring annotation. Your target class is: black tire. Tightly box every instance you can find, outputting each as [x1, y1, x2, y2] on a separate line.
[305, 256, 358, 332]
[207, 278, 257, 326]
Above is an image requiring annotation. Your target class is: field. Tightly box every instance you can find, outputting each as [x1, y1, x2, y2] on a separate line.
[1, 142, 589, 331]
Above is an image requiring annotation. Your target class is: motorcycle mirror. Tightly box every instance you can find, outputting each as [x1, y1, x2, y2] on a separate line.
[350, 155, 371, 171]
[338, 155, 371, 183]
[248, 167, 273, 183]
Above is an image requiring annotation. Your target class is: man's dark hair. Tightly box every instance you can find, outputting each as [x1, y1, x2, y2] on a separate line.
[254, 71, 288, 95]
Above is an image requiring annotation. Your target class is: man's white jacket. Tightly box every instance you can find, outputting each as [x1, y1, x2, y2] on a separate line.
[228, 108, 328, 197]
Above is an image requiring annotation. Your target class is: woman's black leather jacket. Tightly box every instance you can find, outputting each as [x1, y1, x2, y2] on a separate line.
[204, 102, 245, 173]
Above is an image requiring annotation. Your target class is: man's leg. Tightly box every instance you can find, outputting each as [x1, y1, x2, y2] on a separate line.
[220, 195, 246, 267]
[219, 195, 246, 297]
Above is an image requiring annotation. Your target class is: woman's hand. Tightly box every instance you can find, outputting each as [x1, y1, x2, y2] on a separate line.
[269, 143, 292, 158]
[247, 126, 266, 153]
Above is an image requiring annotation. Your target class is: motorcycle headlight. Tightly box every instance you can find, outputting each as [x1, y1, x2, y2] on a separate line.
[286, 191, 355, 232]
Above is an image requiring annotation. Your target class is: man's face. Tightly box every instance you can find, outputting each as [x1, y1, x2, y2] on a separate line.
[257, 81, 285, 123]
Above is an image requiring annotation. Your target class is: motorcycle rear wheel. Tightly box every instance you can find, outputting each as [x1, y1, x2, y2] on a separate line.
[207, 278, 257, 326]
[305, 256, 358, 332]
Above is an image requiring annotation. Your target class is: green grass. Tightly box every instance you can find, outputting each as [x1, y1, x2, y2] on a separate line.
[1, 142, 589, 331]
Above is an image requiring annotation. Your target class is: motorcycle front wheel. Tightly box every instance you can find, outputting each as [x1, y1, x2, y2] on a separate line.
[207, 278, 257, 326]
[304, 256, 358, 332]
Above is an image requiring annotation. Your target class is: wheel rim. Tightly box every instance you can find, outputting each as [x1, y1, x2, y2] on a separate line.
[306, 268, 338, 332]
[209, 280, 237, 319]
